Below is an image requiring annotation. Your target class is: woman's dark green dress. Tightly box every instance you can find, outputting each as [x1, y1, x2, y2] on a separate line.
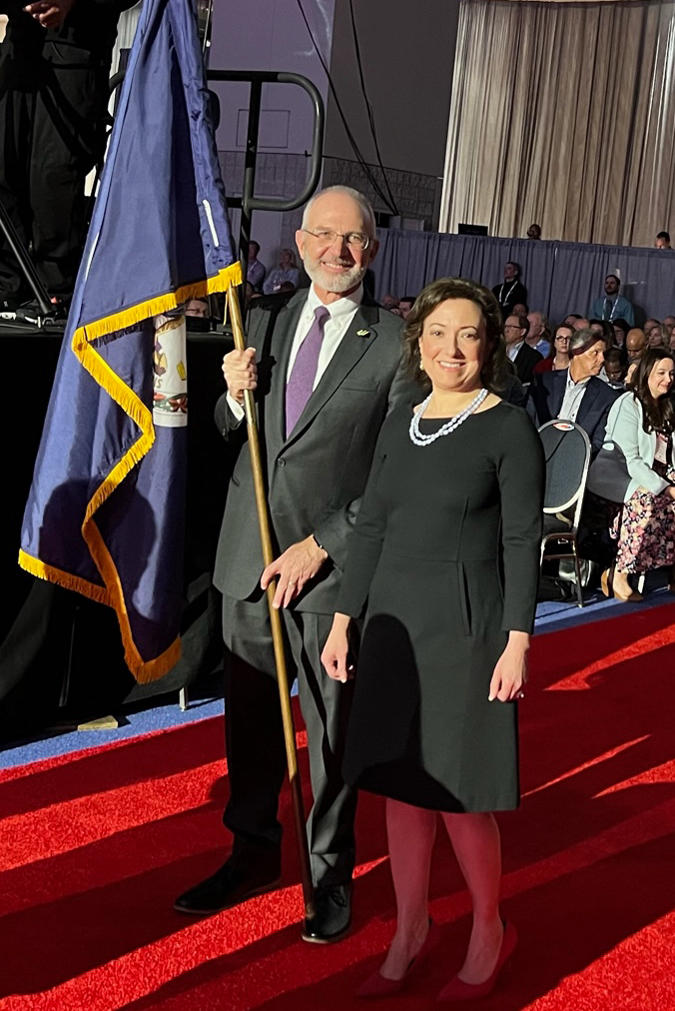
[337, 401, 545, 813]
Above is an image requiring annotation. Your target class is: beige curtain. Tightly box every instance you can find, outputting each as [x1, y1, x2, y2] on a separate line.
[440, 1, 675, 246]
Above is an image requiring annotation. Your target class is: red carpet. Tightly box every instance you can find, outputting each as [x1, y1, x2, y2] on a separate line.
[2, 605, 675, 1010]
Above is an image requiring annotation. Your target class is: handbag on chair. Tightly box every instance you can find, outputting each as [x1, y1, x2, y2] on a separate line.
[587, 442, 631, 504]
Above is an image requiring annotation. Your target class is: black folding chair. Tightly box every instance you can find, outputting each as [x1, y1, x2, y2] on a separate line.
[538, 420, 592, 608]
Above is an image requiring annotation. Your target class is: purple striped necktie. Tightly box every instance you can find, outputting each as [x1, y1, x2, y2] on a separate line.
[285, 305, 330, 438]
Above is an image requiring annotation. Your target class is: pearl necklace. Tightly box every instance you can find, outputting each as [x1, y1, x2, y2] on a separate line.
[409, 388, 488, 446]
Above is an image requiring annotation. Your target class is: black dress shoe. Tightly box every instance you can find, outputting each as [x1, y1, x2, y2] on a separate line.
[174, 859, 281, 916]
[302, 883, 352, 944]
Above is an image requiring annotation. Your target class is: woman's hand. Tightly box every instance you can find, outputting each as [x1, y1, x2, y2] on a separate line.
[488, 631, 530, 702]
[321, 613, 352, 683]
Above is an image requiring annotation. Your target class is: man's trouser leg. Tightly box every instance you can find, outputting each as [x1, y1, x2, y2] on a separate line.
[222, 594, 357, 888]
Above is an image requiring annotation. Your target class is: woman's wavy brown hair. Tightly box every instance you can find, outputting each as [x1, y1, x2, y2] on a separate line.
[401, 277, 509, 393]
[630, 348, 675, 434]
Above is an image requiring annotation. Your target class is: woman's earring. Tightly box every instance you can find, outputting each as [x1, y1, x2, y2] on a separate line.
[419, 359, 425, 372]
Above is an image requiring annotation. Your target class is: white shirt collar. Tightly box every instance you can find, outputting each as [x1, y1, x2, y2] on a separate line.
[306, 283, 364, 320]
[567, 369, 590, 389]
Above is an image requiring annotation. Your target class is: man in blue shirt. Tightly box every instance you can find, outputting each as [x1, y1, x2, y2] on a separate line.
[589, 274, 635, 326]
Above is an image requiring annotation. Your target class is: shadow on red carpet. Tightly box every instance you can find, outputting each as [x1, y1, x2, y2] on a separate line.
[0, 604, 674, 1009]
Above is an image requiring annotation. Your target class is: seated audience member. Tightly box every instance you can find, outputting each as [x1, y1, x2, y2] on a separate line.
[393, 295, 416, 320]
[526, 311, 551, 357]
[527, 223, 542, 239]
[663, 315, 675, 332]
[588, 349, 675, 600]
[647, 322, 666, 348]
[604, 346, 629, 388]
[504, 313, 542, 384]
[534, 322, 573, 374]
[590, 320, 616, 347]
[185, 297, 209, 317]
[528, 328, 620, 455]
[564, 313, 582, 326]
[655, 231, 672, 250]
[612, 318, 630, 346]
[572, 317, 590, 331]
[670, 327, 675, 353]
[626, 328, 648, 363]
[263, 248, 301, 294]
[492, 261, 527, 315]
[381, 294, 400, 311]
[589, 275, 635, 326]
[512, 302, 529, 317]
[246, 241, 266, 291]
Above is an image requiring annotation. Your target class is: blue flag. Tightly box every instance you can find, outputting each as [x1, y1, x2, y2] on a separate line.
[20, 0, 241, 682]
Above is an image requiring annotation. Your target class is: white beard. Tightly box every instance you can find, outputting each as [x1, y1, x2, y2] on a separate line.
[303, 255, 366, 294]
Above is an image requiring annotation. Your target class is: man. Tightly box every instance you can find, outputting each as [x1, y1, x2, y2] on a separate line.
[663, 314, 675, 332]
[512, 302, 529, 317]
[0, 0, 136, 309]
[246, 240, 266, 292]
[504, 313, 542, 385]
[572, 317, 590, 331]
[393, 295, 415, 320]
[492, 261, 527, 317]
[174, 186, 409, 943]
[528, 329, 621, 455]
[527, 223, 542, 240]
[589, 275, 635, 326]
[526, 310, 551, 357]
[625, 327, 647, 363]
[655, 231, 671, 250]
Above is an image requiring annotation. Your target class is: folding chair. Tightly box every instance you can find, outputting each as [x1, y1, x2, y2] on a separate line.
[538, 420, 592, 608]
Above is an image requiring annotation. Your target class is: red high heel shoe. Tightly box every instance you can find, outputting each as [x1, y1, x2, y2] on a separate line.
[356, 918, 441, 998]
[437, 920, 517, 1002]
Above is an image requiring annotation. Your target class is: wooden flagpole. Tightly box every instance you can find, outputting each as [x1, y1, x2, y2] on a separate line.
[226, 284, 316, 923]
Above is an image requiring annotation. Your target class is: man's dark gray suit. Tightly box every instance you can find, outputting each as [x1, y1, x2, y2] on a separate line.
[213, 289, 408, 891]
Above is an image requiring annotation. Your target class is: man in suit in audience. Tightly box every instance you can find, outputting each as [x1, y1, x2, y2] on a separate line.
[528, 328, 621, 455]
[504, 313, 543, 385]
[174, 186, 409, 944]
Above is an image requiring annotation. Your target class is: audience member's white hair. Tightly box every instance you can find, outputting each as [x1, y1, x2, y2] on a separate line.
[301, 185, 377, 237]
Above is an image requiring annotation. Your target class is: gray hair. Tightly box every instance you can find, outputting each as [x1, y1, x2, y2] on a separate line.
[569, 327, 605, 357]
[301, 185, 377, 236]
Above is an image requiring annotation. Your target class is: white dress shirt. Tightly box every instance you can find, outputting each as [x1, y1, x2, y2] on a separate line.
[507, 340, 524, 362]
[228, 283, 364, 420]
[559, 371, 590, 422]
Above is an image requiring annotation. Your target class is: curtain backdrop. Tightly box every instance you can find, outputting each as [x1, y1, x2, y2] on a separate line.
[440, 1, 675, 246]
[372, 230, 675, 325]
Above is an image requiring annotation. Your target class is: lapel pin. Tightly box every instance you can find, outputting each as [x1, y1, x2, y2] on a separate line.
[356, 329, 370, 337]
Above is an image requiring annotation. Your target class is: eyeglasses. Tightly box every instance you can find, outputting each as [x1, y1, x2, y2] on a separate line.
[504, 324, 523, 330]
[302, 229, 370, 251]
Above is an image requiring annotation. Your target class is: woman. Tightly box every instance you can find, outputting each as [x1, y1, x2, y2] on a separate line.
[590, 349, 675, 600]
[322, 278, 544, 1000]
[262, 248, 300, 294]
[534, 322, 573, 373]
[647, 322, 665, 348]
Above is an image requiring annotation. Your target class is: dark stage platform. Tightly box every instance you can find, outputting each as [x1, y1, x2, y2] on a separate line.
[1, 321, 233, 736]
